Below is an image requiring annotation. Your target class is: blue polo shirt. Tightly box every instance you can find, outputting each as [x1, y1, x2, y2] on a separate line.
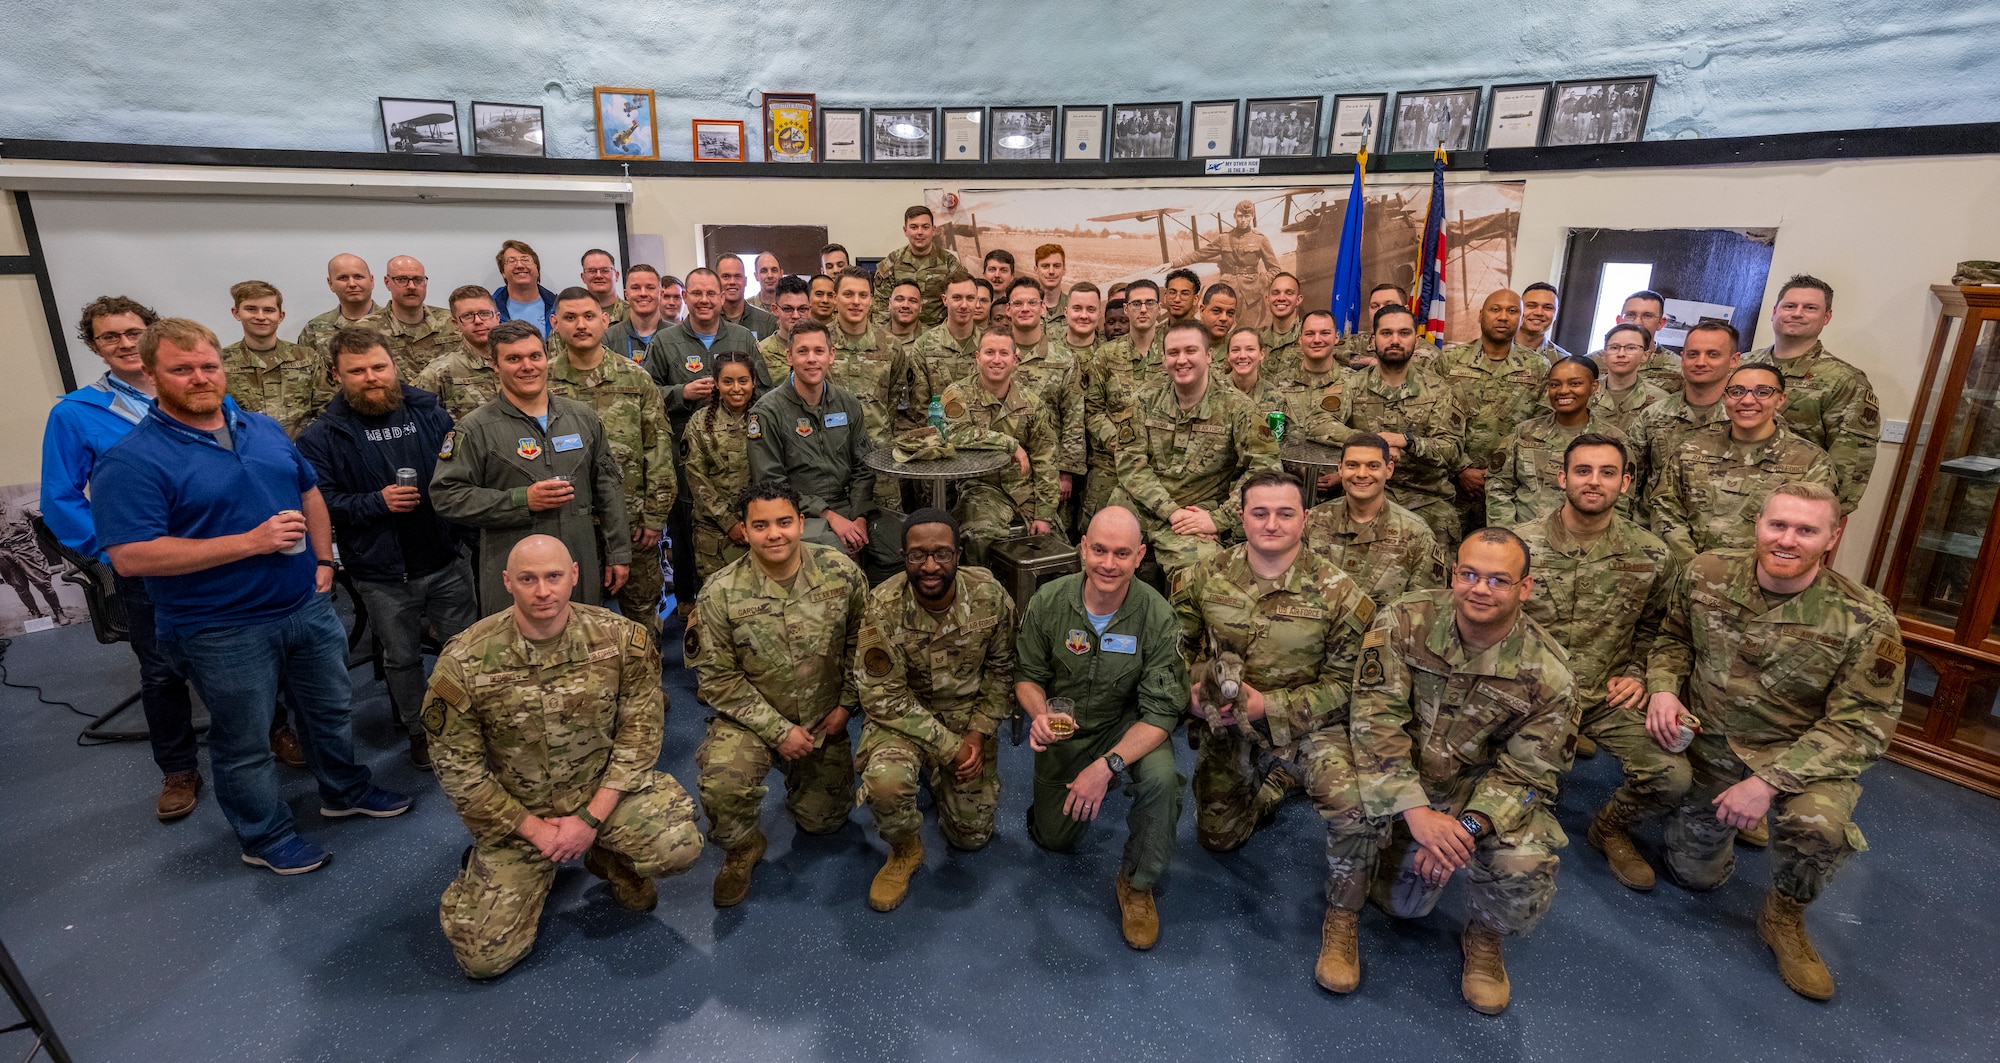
[91, 399, 319, 637]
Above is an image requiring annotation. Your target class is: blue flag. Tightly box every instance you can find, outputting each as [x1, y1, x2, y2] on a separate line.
[1328, 147, 1368, 337]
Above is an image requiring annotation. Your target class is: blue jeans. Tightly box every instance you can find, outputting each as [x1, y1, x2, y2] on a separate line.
[163, 594, 372, 853]
[350, 559, 478, 736]
[113, 572, 198, 775]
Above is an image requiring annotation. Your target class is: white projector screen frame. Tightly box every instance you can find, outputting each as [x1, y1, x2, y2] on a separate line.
[33, 192, 620, 382]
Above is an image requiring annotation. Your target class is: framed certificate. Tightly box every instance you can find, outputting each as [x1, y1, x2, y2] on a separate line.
[821, 108, 864, 162]
[1485, 83, 1551, 149]
[761, 92, 816, 163]
[1062, 105, 1107, 161]
[1189, 99, 1240, 158]
[990, 106, 1056, 161]
[1244, 97, 1321, 157]
[1328, 93, 1385, 155]
[942, 107, 985, 162]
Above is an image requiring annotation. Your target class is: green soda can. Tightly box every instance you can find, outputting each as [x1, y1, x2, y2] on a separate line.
[1267, 410, 1287, 442]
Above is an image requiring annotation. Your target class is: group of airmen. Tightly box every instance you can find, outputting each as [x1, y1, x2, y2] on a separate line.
[59, 203, 1903, 1016]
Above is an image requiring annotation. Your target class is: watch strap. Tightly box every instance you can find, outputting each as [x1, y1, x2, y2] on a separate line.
[576, 807, 604, 831]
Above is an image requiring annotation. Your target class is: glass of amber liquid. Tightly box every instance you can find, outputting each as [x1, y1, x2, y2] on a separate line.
[1045, 698, 1077, 742]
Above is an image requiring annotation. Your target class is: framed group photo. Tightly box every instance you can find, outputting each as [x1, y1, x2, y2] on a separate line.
[1389, 87, 1482, 153]
[1245, 97, 1321, 157]
[1484, 83, 1551, 149]
[1062, 105, 1107, 161]
[594, 86, 658, 159]
[470, 101, 543, 157]
[821, 107, 865, 162]
[1112, 102, 1180, 160]
[1545, 76, 1655, 146]
[693, 119, 745, 162]
[989, 106, 1057, 161]
[762, 92, 816, 163]
[871, 108, 936, 162]
[379, 98, 460, 155]
[1328, 93, 1385, 155]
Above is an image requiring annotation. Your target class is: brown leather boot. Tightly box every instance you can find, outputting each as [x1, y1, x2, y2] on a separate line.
[1460, 922, 1511, 1015]
[1573, 733, 1598, 759]
[868, 833, 925, 912]
[712, 830, 766, 908]
[270, 726, 307, 769]
[407, 733, 433, 771]
[1587, 806, 1656, 891]
[1115, 874, 1160, 950]
[584, 845, 657, 912]
[156, 770, 202, 822]
[1757, 890, 1835, 1000]
[1737, 816, 1770, 848]
[1314, 907, 1361, 993]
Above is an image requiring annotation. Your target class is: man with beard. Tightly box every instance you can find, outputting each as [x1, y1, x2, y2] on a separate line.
[93, 318, 409, 874]
[1510, 434, 1682, 891]
[1306, 305, 1468, 547]
[297, 327, 476, 769]
[1335, 284, 1439, 368]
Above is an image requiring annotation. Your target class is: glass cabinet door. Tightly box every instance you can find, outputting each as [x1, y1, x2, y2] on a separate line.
[1902, 319, 2000, 632]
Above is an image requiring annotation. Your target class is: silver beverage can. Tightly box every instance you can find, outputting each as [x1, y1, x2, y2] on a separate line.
[395, 467, 419, 489]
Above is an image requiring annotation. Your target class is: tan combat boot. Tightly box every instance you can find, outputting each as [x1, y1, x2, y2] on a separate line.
[584, 845, 658, 912]
[868, 833, 925, 912]
[1587, 806, 1656, 891]
[1460, 922, 1511, 1015]
[1757, 890, 1835, 1000]
[1314, 907, 1361, 993]
[1737, 816, 1770, 848]
[1115, 874, 1160, 950]
[712, 829, 766, 908]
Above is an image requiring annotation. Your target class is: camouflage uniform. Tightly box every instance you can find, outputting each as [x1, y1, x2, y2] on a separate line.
[1014, 334, 1087, 485]
[1174, 546, 1375, 867]
[1303, 365, 1468, 547]
[1080, 337, 1159, 522]
[1590, 348, 1684, 394]
[361, 305, 463, 381]
[547, 346, 677, 637]
[1304, 497, 1446, 611]
[1513, 513, 1685, 825]
[1333, 332, 1437, 369]
[412, 346, 501, 423]
[1109, 382, 1280, 578]
[683, 402, 753, 579]
[1260, 319, 1303, 380]
[689, 542, 869, 850]
[1218, 371, 1313, 436]
[1273, 357, 1343, 396]
[1485, 413, 1631, 527]
[1744, 343, 1881, 514]
[1440, 342, 1550, 531]
[220, 338, 333, 439]
[1629, 392, 1728, 524]
[428, 605, 702, 979]
[755, 331, 794, 384]
[854, 569, 1016, 849]
[294, 304, 378, 359]
[911, 321, 984, 397]
[1342, 591, 1577, 933]
[1649, 423, 1834, 563]
[1647, 550, 1904, 901]
[1590, 380, 1670, 437]
[937, 375, 1058, 563]
[833, 322, 941, 517]
[870, 244, 963, 328]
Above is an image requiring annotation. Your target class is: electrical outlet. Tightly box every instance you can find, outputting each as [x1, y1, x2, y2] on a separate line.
[1882, 420, 1908, 445]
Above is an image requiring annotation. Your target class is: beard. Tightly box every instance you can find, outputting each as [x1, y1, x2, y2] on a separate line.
[1374, 343, 1412, 370]
[347, 384, 404, 417]
[159, 385, 222, 420]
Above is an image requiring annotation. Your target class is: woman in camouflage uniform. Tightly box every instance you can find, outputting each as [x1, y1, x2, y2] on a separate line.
[1487, 355, 1630, 527]
[684, 352, 757, 577]
[1218, 326, 1309, 433]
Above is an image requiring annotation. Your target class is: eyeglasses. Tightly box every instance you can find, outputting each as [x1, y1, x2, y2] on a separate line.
[456, 310, 499, 323]
[581, 267, 616, 276]
[1724, 385, 1782, 400]
[387, 275, 428, 285]
[903, 548, 958, 566]
[93, 328, 148, 346]
[1124, 298, 1158, 309]
[1452, 567, 1521, 591]
[1603, 343, 1646, 354]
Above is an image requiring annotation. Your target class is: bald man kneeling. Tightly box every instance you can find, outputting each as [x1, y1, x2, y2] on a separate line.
[428, 535, 702, 979]
[1015, 507, 1187, 950]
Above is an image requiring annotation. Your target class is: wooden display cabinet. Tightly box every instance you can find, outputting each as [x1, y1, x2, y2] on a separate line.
[1867, 285, 2000, 797]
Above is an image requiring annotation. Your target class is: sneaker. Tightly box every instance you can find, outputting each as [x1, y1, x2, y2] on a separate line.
[321, 785, 413, 819]
[241, 836, 330, 875]
[270, 726, 308, 769]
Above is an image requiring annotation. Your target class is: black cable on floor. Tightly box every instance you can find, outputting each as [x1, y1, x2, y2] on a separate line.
[0, 635, 91, 719]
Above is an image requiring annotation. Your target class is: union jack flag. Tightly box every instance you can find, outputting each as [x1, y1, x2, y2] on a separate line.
[1413, 146, 1449, 340]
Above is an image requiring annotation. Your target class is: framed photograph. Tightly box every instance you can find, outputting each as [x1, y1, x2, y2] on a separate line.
[1111, 102, 1180, 160]
[870, 108, 936, 162]
[693, 119, 746, 162]
[470, 102, 543, 157]
[942, 107, 985, 162]
[1328, 93, 1386, 155]
[1389, 87, 1481, 153]
[593, 86, 658, 159]
[379, 97, 460, 155]
[989, 106, 1057, 161]
[1484, 83, 1551, 149]
[1244, 97, 1321, 157]
[821, 107, 864, 162]
[1189, 99, 1240, 158]
[1545, 76, 1655, 146]
[1061, 105, 1107, 161]
[762, 92, 816, 163]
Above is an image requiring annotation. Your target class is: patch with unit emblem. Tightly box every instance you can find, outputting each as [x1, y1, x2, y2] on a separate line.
[864, 646, 893, 677]
[1359, 646, 1384, 685]
[684, 354, 704, 372]
[796, 417, 813, 437]
[1065, 629, 1091, 655]
[944, 399, 965, 419]
[745, 414, 761, 439]
[437, 430, 455, 459]
[517, 437, 543, 460]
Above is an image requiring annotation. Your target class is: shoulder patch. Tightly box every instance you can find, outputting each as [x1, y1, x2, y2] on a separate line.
[1321, 392, 1342, 412]
[745, 413, 761, 439]
[682, 616, 703, 661]
[944, 398, 965, 419]
[437, 430, 455, 459]
[1359, 646, 1385, 685]
[864, 646, 893, 678]
[1362, 626, 1389, 649]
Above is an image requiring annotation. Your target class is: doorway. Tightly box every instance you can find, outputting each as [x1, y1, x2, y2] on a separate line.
[698, 224, 829, 302]
[1555, 227, 1776, 354]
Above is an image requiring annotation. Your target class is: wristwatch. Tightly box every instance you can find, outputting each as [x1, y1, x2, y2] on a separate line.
[1102, 753, 1127, 779]
[1458, 813, 1486, 840]
[576, 807, 604, 831]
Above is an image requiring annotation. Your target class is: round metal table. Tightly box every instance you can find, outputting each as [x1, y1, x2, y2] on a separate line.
[865, 445, 1013, 510]
[1280, 440, 1346, 507]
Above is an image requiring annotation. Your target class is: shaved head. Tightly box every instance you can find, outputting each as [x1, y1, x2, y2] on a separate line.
[328, 253, 369, 278]
[506, 533, 572, 572]
[386, 254, 423, 274]
[1086, 505, 1142, 546]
